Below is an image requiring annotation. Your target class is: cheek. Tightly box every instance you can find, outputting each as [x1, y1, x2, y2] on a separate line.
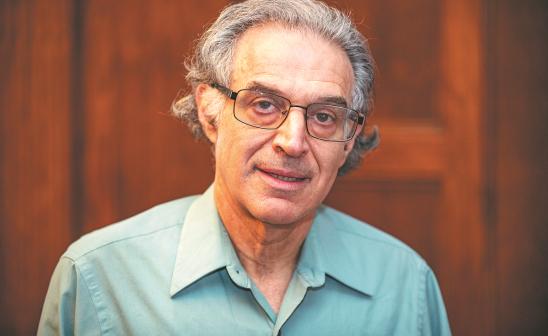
[335, 147, 347, 166]
[215, 126, 269, 174]
[317, 144, 347, 174]
[214, 115, 243, 155]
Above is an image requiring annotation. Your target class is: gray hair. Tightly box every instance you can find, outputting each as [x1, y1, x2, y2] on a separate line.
[172, 0, 379, 175]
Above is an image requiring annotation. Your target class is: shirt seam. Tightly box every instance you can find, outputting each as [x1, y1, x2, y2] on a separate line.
[70, 257, 107, 336]
[324, 207, 416, 254]
[336, 226, 416, 252]
[67, 222, 183, 261]
[334, 226, 426, 267]
[417, 263, 428, 336]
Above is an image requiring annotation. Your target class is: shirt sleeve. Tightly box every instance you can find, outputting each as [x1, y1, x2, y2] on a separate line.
[37, 256, 102, 336]
[420, 268, 452, 336]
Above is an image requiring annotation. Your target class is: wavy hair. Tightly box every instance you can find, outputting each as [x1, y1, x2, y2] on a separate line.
[172, 0, 379, 175]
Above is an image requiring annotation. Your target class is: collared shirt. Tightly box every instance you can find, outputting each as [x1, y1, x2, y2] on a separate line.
[38, 185, 451, 335]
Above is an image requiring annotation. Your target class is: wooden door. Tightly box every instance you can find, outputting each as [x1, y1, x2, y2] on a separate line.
[325, 0, 490, 334]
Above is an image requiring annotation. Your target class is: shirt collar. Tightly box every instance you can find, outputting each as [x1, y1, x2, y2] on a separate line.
[170, 185, 375, 297]
[298, 206, 375, 296]
[170, 185, 245, 296]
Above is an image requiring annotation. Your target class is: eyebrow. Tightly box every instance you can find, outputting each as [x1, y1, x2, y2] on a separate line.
[244, 81, 349, 107]
[319, 96, 348, 107]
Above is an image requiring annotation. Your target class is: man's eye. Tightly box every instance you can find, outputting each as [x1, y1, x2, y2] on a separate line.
[251, 99, 278, 113]
[257, 100, 273, 110]
[314, 112, 336, 124]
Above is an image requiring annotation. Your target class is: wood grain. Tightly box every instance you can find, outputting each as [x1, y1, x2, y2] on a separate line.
[0, 1, 74, 334]
[492, 0, 548, 334]
[79, 0, 226, 233]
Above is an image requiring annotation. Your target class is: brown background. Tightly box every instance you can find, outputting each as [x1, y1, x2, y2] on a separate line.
[1, 0, 547, 335]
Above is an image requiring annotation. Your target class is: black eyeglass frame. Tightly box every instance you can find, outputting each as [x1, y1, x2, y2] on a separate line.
[210, 83, 366, 142]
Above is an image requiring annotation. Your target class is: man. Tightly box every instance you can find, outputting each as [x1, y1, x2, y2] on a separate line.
[39, 0, 451, 335]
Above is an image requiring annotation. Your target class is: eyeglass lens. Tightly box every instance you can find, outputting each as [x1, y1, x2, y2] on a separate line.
[234, 89, 359, 141]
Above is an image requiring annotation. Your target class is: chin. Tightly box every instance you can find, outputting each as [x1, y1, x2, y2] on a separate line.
[259, 215, 300, 226]
[249, 200, 313, 226]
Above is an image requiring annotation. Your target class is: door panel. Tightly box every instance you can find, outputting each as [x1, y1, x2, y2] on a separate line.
[0, 1, 74, 335]
[325, 0, 490, 334]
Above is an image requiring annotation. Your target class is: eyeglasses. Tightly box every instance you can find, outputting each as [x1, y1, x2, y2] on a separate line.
[211, 83, 365, 142]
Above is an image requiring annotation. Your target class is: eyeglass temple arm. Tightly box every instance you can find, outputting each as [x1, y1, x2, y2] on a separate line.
[210, 83, 237, 100]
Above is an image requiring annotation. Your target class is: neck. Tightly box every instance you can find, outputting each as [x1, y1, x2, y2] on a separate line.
[216, 191, 312, 275]
[226, 214, 310, 274]
[214, 183, 314, 312]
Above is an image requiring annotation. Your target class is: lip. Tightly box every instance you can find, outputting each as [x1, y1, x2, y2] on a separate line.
[255, 166, 310, 191]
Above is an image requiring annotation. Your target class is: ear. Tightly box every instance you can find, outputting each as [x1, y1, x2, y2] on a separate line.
[343, 123, 364, 153]
[195, 83, 219, 144]
[339, 124, 363, 167]
[340, 139, 355, 165]
[343, 140, 354, 154]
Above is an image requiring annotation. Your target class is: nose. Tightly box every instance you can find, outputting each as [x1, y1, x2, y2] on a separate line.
[272, 107, 309, 157]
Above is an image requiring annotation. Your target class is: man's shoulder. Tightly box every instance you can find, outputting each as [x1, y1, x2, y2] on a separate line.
[63, 195, 199, 261]
[319, 205, 428, 269]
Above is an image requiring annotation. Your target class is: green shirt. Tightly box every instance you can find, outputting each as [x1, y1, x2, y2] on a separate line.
[38, 185, 451, 335]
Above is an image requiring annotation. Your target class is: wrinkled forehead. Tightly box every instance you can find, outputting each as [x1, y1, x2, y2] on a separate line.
[229, 22, 355, 103]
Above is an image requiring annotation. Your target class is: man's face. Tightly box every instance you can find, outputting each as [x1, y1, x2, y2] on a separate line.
[208, 24, 356, 226]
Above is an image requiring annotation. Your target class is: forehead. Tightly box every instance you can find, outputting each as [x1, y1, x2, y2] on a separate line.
[230, 23, 354, 103]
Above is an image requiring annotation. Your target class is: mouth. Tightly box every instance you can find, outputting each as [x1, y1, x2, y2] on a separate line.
[255, 167, 310, 184]
[264, 171, 307, 182]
